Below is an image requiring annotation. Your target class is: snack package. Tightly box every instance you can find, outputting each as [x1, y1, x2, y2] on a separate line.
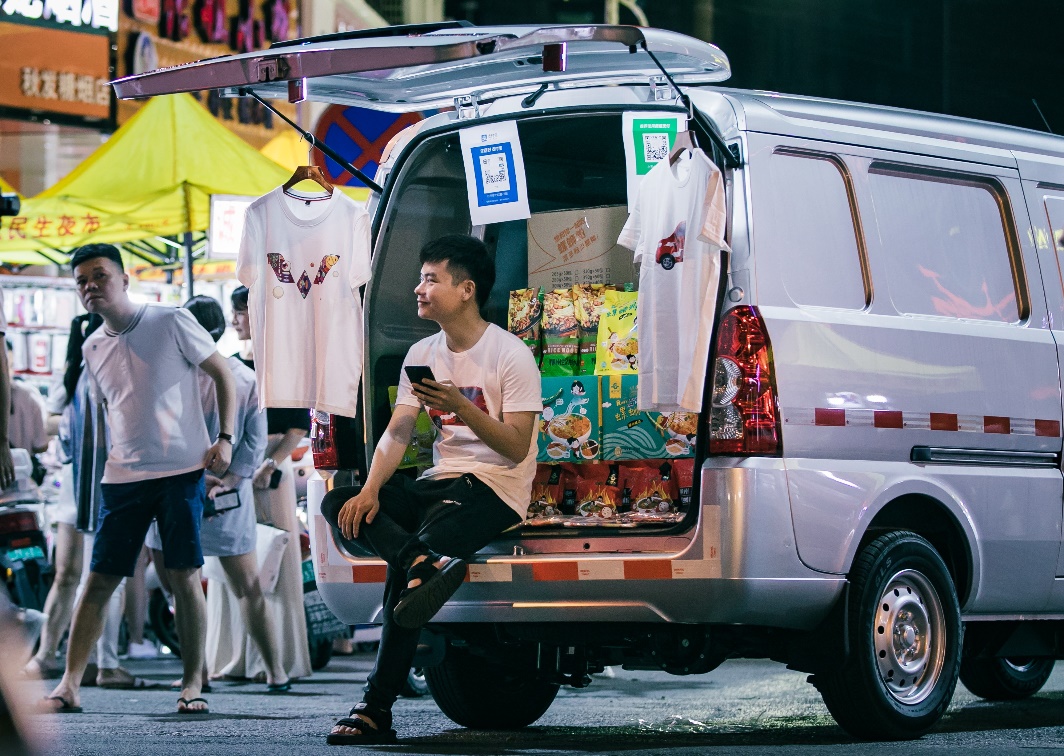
[572, 284, 607, 375]
[508, 288, 544, 359]
[540, 288, 579, 376]
[538, 376, 600, 462]
[574, 462, 622, 518]
[387, 386, 436, 468]
[600, 375, 695, 460]
[654, 411, 699, 457]
[594, 289, 638, 375]
[672, 458, 695, 511]
[528, 464, 565, 519]
[626, 464, 675, 517]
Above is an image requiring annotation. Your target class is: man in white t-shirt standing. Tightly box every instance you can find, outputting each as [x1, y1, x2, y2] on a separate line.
[41, 244, 236, 716]
[321, 235, 541, 745]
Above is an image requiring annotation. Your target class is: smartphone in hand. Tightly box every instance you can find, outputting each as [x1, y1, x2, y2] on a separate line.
[404, 365, 436, 388]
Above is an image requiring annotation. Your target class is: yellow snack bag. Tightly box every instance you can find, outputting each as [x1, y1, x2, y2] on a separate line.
[594, 289, 638, 375]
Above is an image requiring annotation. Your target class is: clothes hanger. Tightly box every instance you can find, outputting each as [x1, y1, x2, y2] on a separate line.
[669, 127, 699, 166]
[282, 164, 334, 199]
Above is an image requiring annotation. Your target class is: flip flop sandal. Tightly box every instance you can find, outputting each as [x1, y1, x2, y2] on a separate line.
[392, 556, 468, 629]
[177, 697, 210, 715]
[325, 702, 397, 745]
[266, 681, 292, 693]
[38, 695, 82, 714]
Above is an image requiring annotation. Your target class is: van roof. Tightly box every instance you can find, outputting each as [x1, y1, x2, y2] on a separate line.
[721, 87, 1064, 163]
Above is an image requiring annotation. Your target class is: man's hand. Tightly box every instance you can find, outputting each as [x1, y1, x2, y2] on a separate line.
[411, 379, 471, 417]
[0, 440, 14, 490]
[205, 474, 224, 499]
[252, 460, 275, 490]
[203, 438, 232, 476]
[337, 487, 380, 540]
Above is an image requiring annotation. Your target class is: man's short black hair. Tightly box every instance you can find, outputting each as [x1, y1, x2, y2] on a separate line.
[419, 235, 495, 309]
[69, 243, 123, 273]
[183, 295, 226, 343]
[231, 285, 249, 312]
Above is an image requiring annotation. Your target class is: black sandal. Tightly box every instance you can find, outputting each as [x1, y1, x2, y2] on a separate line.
[392, 554, 468, 629]
[326, 702, 397, 745]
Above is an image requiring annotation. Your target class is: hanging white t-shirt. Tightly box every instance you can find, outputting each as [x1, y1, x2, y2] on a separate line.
[83, 305, 217, 484]
[237, 187, 371, 417]
[394, 324, 542, 519]
[618, 148, 728, 412]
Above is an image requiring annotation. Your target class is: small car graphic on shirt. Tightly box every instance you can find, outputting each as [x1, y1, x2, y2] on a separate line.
[655, 221, 686, 270]
[430, 387, 487, 428]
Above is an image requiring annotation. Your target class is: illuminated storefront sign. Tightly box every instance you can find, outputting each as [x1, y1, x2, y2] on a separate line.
[1, 0, 119, 32]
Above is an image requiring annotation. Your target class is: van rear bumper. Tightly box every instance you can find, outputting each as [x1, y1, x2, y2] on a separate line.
[310, 460, 845, 630]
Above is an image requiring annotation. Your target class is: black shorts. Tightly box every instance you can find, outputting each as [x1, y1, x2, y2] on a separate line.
[91, 469, 206, 577]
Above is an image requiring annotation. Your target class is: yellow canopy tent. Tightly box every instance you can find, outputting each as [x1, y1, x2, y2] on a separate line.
[0, 94, 290, 259]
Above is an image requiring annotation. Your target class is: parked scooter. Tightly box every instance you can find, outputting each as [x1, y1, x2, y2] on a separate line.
[0, 448, 53, 613]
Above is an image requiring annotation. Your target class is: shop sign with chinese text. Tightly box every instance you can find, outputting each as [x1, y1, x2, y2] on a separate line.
[1, 0, 118, 32]
[0, 20, 111, 122]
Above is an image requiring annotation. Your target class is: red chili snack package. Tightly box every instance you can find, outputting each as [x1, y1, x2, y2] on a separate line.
[671, 458, 695, 511]
[627, 464, 674, 516]
[573, 462, 622, 518]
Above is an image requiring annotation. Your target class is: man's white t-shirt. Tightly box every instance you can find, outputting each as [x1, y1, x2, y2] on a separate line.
[618, 148, 728, 412]
[83, 305, 217, 484]
[395, 324, 542, 519]
[237, 187, 371, 417]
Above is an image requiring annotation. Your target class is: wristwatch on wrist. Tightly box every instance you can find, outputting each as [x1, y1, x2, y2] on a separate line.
[217, 432, 233, 444]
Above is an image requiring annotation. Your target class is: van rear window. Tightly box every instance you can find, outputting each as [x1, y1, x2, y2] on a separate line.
[756, 151, 868, 310]
[868, 167, 1021, 323]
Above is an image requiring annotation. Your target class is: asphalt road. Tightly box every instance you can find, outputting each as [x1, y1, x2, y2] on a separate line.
[19, 651, 1064, 755]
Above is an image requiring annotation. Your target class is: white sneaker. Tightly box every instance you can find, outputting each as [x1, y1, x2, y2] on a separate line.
[126, 640, 159, 659]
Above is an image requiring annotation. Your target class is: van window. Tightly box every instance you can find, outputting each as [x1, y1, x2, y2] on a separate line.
[1043, 196, 1064, 301]
[758, 151, 867, 310]
[868, 167, 1020, 323]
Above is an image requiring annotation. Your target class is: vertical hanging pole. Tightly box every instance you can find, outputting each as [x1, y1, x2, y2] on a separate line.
[183, 231, 195, 299]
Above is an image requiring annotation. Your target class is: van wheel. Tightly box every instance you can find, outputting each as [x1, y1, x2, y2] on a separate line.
[401, 667, 429, 698]
[425, 646, 559, 729]
[813, 531, 961, 740]
[960, 657, 1054, 700]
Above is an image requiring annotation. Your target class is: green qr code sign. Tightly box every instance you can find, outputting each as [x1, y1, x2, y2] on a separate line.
[632, 118, 678, 175]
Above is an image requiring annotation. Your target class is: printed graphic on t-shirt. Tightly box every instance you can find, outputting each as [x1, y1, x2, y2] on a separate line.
[429, 387, 487, 428]
[267, 252, 343, 299]
[655, 221, 686, 270]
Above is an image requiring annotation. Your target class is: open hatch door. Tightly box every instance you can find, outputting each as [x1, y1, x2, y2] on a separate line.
[111, 23, 730, 111]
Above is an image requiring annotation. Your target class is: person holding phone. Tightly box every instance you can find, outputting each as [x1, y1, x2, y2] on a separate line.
[145, 296, 290, 693]
[224, 286, 312, 682]
[321, 235, 541, 745]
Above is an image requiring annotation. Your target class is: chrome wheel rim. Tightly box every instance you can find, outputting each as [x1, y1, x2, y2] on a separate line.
[873, 569, 946, 705]
[1003, 658, 1037, 674]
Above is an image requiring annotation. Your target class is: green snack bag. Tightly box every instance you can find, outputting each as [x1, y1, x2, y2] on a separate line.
[594, 289, 638, 375]
[572, 283, 607, 375]
[507, 288, 544, 360]
[388, 386, 436, 468]
[540, 288, 579, 376]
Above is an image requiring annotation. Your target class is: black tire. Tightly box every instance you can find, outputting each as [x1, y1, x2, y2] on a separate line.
[401, 667, 429, 698]
[960, 657, 1054, 700]
[148, 588, 181, 658]
[425, 646, 559, 729]
[813, 531, 962, 740]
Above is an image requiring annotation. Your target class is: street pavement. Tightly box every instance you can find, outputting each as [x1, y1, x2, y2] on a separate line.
[20, 651, 1064, 755]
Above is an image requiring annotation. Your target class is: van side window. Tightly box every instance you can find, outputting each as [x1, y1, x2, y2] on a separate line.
[868, 167, 1021, 323]
[759, 151, 868, 310]
[1043, 196, 1064, 301]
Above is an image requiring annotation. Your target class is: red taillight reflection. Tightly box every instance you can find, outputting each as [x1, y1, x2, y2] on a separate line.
[311, 410, 339, 469]
[0, 511, 37, 535]
[708, 306, 781, 455]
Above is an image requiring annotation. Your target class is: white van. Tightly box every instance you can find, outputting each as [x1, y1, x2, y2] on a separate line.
[115, 22, 1064, 740]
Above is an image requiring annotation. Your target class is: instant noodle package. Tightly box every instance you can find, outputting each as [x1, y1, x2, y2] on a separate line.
[538, 376, 601, 463]
[600, 375, 696, 460]
[507, 288, 544, 358]
[572, 284, 607, 375]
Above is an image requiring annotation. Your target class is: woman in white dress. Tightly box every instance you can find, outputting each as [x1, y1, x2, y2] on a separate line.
[210, 287, 311, 682]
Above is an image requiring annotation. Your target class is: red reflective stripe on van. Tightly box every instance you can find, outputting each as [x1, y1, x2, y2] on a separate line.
[533, 562, 579, 581]
[929, 413, 958, 431]
[1036, 419, 1061, 437]
[352, 565, 388, 583]
[814, 408, 846, 426]
[983, 416, 1010, 434]
[623, 560, 673, 580]
[873, 411, 903, 429]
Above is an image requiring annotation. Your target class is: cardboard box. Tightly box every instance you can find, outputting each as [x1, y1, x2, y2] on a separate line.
[527, 205, 635, 291]
[538, 376, 601, 463]
[600, 375, 696, 460]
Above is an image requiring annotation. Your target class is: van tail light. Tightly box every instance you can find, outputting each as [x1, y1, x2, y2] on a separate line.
[708, 306, 782, 456]
[311, 410, 339, 469]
